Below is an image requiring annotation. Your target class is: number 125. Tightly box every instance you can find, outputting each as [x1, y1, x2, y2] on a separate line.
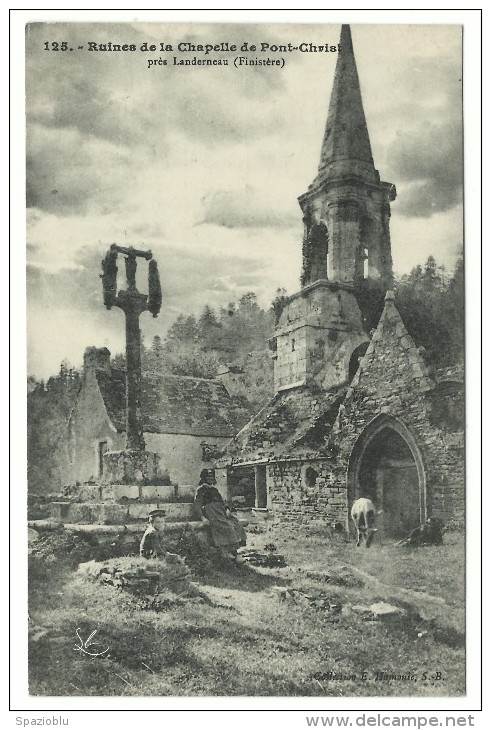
[44, 42, 70, 51]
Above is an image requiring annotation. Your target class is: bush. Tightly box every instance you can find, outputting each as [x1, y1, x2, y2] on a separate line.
[29, 531, 96, 567]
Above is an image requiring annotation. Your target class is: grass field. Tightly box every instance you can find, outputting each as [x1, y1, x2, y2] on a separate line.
[28, 526, 465, 697]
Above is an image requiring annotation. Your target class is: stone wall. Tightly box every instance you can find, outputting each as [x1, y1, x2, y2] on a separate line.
[267, 460, 348, 528]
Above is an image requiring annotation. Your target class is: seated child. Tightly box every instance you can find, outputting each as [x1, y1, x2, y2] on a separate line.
[140, 509, 167, 558]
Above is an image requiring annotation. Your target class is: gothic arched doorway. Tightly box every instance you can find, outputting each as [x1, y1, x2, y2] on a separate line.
[347, 416, 426, 538]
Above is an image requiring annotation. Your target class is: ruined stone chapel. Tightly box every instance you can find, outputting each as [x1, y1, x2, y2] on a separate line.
[216, 25, 464, 537]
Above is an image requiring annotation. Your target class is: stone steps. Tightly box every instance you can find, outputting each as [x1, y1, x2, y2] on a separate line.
[32, 520, 206, 535]
[28, 518, 247, 546]
[49, 500, 200, 525]
[64, 484, 180, 502]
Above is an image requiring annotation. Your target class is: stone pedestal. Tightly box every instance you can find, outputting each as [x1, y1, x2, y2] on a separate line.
[49, 500, 199, 525]
[102, 450, 161, 485]
[46, 450, 207, 528]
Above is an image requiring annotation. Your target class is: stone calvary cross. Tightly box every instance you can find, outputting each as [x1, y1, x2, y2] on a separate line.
[101, 243, 162, 452]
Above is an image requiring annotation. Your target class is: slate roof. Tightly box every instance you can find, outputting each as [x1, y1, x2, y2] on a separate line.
[217, 384, 346, 466]
[95, 368, 247, 438]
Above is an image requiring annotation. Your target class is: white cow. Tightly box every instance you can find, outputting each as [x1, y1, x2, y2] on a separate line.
[351, 497, 378, 548]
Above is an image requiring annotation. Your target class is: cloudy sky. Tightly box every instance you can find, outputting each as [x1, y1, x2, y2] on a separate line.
[25, 22, 463, 378]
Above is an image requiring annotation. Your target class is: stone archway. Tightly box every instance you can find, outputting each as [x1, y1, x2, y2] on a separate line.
[347, 415, 426, 538]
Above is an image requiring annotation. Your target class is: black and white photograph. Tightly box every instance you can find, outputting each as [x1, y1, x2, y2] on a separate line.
[18, 11, 478, 709]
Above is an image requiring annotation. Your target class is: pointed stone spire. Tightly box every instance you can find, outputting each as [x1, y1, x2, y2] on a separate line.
[298, 23, 395, 288]
[376, 289, 413, 333]
[316, 25, 377, 185]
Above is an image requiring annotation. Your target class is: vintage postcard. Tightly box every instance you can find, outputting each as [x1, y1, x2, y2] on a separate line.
[17, 9, 481, 715]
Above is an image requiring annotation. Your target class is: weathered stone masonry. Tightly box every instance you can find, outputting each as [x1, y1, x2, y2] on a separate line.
[329, 294, 464, 527]
[267, 460, 348, 527]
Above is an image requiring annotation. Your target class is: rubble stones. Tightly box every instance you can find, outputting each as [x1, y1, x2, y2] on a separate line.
[270, 585, 343, 614]
[78, 555, 191, 595]
[369, 601, 406, 617]
[241, 550, 287, 568]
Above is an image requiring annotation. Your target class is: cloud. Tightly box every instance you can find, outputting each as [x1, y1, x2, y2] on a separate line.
[365, 54, 463, 219]
[26, 239, 274, 377]
[160, 245, 267, 302]
[26, 124, 133, 215]
[26, 23, 163, 146]
[130, 222, 166, 238]
[27, 241, 267, 315]
[199, 186, 297, 229]
[26, 22, 289, 151]
[388, 122, 462, 217]
[171, 85, 283, 145]
[26, 260, 102, 313]
[25, 22, 297, 216]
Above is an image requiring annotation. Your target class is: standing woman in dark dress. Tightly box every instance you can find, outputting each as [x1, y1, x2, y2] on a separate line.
[194, 469, 246, 562]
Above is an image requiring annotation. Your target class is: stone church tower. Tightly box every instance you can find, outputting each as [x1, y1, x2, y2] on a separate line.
[219, 24, 464, 533]
[271, 25, 397, 393]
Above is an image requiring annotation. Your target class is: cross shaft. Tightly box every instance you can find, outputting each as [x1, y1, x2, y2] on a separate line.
[101, 245, 162, 451]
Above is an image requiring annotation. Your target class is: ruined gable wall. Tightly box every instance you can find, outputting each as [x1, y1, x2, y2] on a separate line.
[329, 317, 464, 526]
[69, 370, 124, 485]
[264, 311, 464, 528]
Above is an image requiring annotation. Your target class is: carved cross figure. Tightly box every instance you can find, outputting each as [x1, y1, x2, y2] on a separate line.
[101, 243, 162, 451]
